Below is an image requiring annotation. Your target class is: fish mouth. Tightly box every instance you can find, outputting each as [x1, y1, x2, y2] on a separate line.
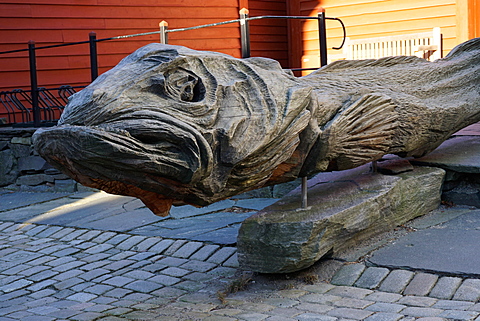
[33, 113, 213, 216]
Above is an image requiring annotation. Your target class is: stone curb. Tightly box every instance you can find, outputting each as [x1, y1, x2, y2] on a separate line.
[331, 263, 480, 302]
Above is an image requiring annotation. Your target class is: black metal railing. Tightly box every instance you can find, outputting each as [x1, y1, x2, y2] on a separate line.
[0, 8, 345, 128]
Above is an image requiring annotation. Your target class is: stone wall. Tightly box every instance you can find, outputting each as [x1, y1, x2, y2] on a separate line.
[0, 128, 84, 192]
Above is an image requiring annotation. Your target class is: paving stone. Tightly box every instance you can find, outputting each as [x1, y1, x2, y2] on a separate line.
[101, 276, 135, 287]
[134, 237, 162, 252]
[429, 276, 463, 300]
[69, 312, 103, 320]
[379, 269, 415, 293]
[150, 274, 181, 286]
[180, 259, 217, 273]
[77, 230, 103, 241]
[52, 260, 85, 272]
[49, 227, 76, 239]
[327, 307, 374, 319]
[296, 313, 337, 321]
[302, 283, 336, 294]
[397, 296, 438, 307]
[453, 279, 480, 302]
[27, 279, 57, 292]
[78, 268, 110, 281]
[401, 307, 443, 318]
[433, 299, 474, 310]
[53, 277, 83, 290]
[331, 263, 366, 286]
[161, 267, 191, 277]
[84, 244, 114, 254]
[104, 234, 130, 245]
[172, 241, 204, 258]
[59, 229, 89, 242]
[364, 313, 404, 321]
[403, 273, 438, 296]
[127, 252, 157, 261]
[116, 235, 146, 251]
[327, 286, 374, 299]
[157, 256, 188, 267]
[366, 302, 406, 313]
[90, 231, 117, 243]
[163, 239, 188, 256]
[124, 280, 163, 293]
[354, 267, 390, 290]
[102, 259, 135, 271]
[148, 239, 175, 253]
[103, 288, 133, 299]
[0, 279, 33, 293]
[438, 309, 479, 320]
[84, 284, 114, 295]
[190, 244, 220, 261]
[365, 291, 403, 303]
[207, 247, 236, 264]
[52, 269, 84, 281]
[122, 270, 155, 280]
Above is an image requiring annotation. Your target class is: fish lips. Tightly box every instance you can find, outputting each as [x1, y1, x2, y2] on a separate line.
[33, 115, 213, 198]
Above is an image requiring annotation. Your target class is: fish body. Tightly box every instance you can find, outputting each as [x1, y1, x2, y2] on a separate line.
[33, 38, 480, 215]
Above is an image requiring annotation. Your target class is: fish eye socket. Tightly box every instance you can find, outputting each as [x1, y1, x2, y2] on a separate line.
[165, 68, 205, 102]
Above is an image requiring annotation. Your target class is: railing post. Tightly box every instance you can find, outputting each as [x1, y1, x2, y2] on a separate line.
[318, 8, 328, 67]
[159, 21, 168, 44]
[89, 32, 98, 82]
[239, 8, 251, 58]
[28, 40, 40, 127]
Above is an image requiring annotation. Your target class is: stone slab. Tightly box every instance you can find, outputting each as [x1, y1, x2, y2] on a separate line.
[237, 165, 445, 273]
[368, 210, 480, 277]
[411, 136, 480, 173]
[0, 192, 71, 212]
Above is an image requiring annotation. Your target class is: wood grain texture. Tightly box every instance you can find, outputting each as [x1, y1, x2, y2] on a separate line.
[33, 38, 480, 216]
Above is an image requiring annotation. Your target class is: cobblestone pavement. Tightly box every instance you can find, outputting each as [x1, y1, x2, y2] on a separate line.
[0, 219, 480, 321]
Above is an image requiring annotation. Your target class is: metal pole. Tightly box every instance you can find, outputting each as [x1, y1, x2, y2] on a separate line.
[28, 40, 40, 127]
[318, 8, 328, 67]
[239, 8, 251, 58]
[89, 32, 98, 81]
[301, 176, 308, 208]
[159, 21, 168, 44]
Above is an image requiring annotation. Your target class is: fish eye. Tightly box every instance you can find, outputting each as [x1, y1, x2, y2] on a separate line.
[165, 68, 205, 102]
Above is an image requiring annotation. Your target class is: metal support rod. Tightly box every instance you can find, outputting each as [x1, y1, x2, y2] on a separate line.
[301, 176, 308, 209]
[239, 8, 251, 58]
[318, 8, 328, 67]
[159, 21, 168, 44]
[89, 32, 98, 82]
[28, 40, 40, 127]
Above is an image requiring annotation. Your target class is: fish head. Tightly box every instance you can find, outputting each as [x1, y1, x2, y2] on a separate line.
[33, 43, 311, 215]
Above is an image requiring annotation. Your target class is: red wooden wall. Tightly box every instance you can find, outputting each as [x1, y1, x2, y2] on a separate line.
[0, 0, 291, 94]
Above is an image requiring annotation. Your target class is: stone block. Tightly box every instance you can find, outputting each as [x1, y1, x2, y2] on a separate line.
[10, 136, 31, 145]
[16, 174, 54, 186]
[54, 179, 77, 192]
[237, 165, 445, 273]
[330, 263, 365, 286]
[9, 143, 31, 158]
[0, 149, 17, 186]
[18, 155, 49, 172]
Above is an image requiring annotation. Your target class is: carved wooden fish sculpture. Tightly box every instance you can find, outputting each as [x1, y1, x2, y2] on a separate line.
[33, 38, 480, 216]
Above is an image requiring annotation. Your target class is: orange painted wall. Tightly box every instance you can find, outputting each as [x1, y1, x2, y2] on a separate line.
[0, 0, 289, 94]
[298, 0, 478, 70]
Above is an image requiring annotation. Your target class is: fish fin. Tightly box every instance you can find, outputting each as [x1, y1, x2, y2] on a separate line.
[319, 93, 398, 170]
[317, 55, 427, 73]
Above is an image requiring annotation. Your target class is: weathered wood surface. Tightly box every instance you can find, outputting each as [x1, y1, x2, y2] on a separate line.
[33, 38, 480, 215]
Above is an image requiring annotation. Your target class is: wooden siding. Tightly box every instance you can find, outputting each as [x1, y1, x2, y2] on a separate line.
[248, 0, 289, 67]
[0, 0, 290, 96]
[298, 0, 474, 71]
[0, 0, 244, 93]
